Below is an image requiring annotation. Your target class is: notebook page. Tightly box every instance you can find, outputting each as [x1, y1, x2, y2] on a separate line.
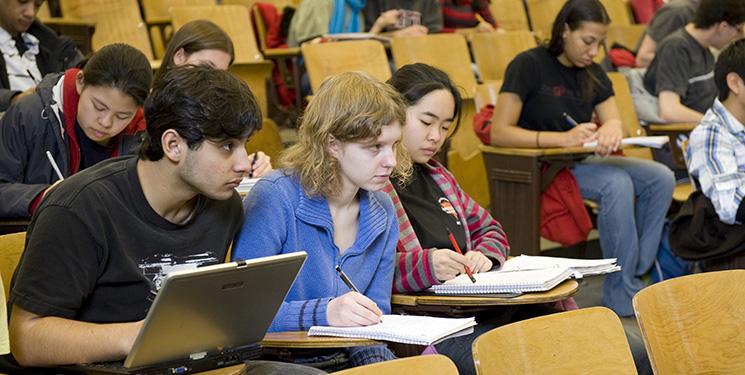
[430, 267, 573, 294]
[583, 136, 668, 149]
[500, 255, 620, 276]
[308, 315, 476, 346]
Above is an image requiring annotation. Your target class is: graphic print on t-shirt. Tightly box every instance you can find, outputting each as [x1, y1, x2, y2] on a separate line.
[438, 197, 461, 225]
[138, 252, 221, 291]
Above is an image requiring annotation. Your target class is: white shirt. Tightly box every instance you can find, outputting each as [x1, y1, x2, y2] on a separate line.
[0, 26, 42, 92]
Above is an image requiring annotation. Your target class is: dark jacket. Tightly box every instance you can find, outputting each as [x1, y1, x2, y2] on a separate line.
[0, 71, 142, 218]
[0, 19, 83, 111]
[669, 190, 745, 261]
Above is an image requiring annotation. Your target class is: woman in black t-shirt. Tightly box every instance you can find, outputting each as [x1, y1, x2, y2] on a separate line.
[490, 0, 675, 317]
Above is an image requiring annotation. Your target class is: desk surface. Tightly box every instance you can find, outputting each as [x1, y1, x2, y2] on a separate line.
[197, 364, 246, 375]
[262, 331, 380, 348]
[479, 144, 596, 157]
[392, 279, 579, 307]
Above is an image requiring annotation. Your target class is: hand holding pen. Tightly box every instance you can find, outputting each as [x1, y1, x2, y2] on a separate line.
[246, 151, 272, 178]
[447, 228, 477, 283]
[329, 265, 382, 326]
[561, 112, 597, 147]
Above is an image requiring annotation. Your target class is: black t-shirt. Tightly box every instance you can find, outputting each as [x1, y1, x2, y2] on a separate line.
[500, 46, 614, 132]
[75, 121, 114, 171]
[643, 28, 716, 114]
[393, 164, 467, 251]
[10, 156, 243, 324]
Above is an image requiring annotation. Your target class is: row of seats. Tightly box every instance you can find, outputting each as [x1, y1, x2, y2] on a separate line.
[1, 231, 742, 374]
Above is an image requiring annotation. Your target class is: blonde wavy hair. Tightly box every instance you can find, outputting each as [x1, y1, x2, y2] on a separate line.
[280, 71, 412, 198]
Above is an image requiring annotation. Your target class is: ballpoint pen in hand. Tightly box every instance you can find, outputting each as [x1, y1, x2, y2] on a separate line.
[562, 112, 579, 127]
[248, 153, 258, 178]
[335, 265, 360, 293]
[447, 228, 476, 283]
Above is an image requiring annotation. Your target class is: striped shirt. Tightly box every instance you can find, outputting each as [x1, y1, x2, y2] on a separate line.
[439, 0, 497, 32]
[383, 160, 509, 293]
[688, 98, 745, 224]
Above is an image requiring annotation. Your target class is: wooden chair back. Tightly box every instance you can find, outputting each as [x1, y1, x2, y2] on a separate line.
[301, 40, 391, 93]
[607, 72, 652, 159]
[244, 118, 284, 162]
[390, 33, 477, 99]
[60, 0, 154, 60]
[334, 354, 458, 375]
[0, 232, 25, 299]
[605, 24, 646, 50]
[471, 30, 536, 81]
[140, 0, 215, 58]
[37, 1, 52, 18]
[141, 0, 215, 21]
[490, 0, 530, 31]
[170, 5, 264, 63]
[525, 0, 564, 41]
[600, 0, 634, 25]
[633, 270, 745, 374]
[473, 307, 638, 374]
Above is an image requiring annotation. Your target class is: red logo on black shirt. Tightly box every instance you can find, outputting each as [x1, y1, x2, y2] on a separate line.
[552, 85, 567, 96]
[438, 198, 461, 225]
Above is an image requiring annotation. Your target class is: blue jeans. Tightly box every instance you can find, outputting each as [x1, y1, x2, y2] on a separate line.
[571, 156, 674, 316]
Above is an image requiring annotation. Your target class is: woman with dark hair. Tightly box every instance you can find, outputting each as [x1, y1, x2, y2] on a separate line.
[490, 0, 675, 317]
[385, 63, 513, 375]
[0, 43, 152, 218]
[154, 20, 271, 177]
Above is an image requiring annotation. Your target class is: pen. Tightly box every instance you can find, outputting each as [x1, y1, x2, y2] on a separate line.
[335, 265, 360, 293]
[45, 151, 64, 181]
[248, 153, 258, 178]
[26, 69, 39, 84]
[562, 112, 579, 127]
[447, 228, 477, 283]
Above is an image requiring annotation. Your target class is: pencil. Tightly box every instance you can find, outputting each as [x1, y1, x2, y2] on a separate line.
[248, 153, 258, 178]
[562, 112, 579, 127]
[45, 151, 64, 181]
[447, 228, 476, 283]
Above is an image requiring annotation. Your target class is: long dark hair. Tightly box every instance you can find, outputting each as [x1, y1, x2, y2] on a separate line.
[387, 63, 463, 139]
[547, 0, 610, 103]
[153, 20, 234, 84]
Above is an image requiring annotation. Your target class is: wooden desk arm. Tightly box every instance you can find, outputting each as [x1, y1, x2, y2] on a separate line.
[646, 122, 698, 133]
[262, 331, 380, 348]
[479, 144, 594, 157]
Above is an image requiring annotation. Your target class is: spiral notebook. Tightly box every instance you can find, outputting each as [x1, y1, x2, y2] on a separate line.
[428, 267, 575, 295]
[308, 315, 476, 346]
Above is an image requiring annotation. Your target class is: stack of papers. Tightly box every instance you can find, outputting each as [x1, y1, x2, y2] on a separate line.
[236, 177, 259, 195]
[429, 267, 575, 295]
[583, 136, 668, 149]
[309, 315, 476, 346]
[499, 255, 621, 277]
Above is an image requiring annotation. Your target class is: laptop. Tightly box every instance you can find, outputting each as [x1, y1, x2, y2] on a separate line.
[67, 251, 306, 375]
